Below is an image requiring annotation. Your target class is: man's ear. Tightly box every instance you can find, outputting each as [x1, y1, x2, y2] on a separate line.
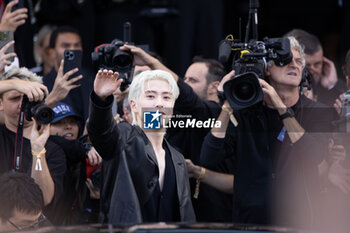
[265, 68, 271, 77]
[129, 99, 137, 113]
[207, 81, 220, 95]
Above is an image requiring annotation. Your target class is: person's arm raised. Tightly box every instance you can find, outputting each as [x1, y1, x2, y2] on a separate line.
[30, 120, 54, 205]
[259, 78, 305, 143]
[45, 59, 82, 108]
[120, 44, 179, 82]
[0, 0, 28, 32]
[0, 79, 48, 102]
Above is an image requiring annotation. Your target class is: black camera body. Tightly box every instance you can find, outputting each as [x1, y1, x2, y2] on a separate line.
[91, 22, 138, 91]
[91, 39, 134, 91]
[22, 95, 54, 125]
[91, 39, 134, 74]
[219, 37, 293, 110]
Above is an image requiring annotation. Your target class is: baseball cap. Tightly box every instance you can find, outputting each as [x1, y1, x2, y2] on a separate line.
[51, 102, 82, 124]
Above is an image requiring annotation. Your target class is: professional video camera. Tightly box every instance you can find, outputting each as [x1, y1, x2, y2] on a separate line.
[91, 22, 134, 91]
[22, 95, 54, 125]
[218, 0, 293, 110]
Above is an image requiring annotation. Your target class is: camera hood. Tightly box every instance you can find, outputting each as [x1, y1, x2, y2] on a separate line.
[223, 72, 264, 111]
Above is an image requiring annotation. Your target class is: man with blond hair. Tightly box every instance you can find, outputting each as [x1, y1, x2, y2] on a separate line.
[88, 69, 195, 224]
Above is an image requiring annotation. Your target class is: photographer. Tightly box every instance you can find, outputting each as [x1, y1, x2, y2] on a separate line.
[87, 69, 195, 224]
[196, 37, 337, 228]
[0, 67, 66, 224]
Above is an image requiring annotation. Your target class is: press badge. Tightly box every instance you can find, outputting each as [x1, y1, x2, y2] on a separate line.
[277, 126, 286, 142]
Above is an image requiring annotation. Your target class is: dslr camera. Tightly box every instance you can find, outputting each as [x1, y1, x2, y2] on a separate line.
[21, 95, 54, 125]
[91, 22, 136, 91]
[91, 39, 134, 91]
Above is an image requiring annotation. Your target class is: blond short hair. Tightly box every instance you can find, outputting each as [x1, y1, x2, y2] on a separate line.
[128, 69, 179, 125]
[0, 67, 43, 83]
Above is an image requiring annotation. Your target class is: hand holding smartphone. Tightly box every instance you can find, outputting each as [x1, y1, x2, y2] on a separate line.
[10, 0, 25, 12]
[63, 49, 82, 84]
[0, 30, 15, 62]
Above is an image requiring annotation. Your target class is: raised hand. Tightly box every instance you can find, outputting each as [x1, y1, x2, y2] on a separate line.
[0, 40, 16, 74]
[258, 78, 286, 111]
[10, 79, 48, 102]
[0, 0, 28, 32]
[217, 70, 235, 93]
[45, 59, 82, 107]
[321, 57, 338, 89]
[30, 119, 50, 154]
[120, 44, 156, 67]
[94, 69, 122, 101]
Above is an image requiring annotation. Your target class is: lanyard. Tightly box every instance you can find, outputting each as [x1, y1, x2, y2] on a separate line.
[14, 100, 26, 172]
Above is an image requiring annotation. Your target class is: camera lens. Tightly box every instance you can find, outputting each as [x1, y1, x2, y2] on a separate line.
[65, 50, 75, 61]
[115, 54, 132, 68]
[234, 82, 255, 102]
[31, 104, 54, 125]
[112, 49, 133, 71]
[223, 72, 264, 110]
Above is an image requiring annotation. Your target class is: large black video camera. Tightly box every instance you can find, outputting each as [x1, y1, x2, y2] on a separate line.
[91, 22, 134, 91]
[218, 0, 293, 110]
[22, 95, 54, 125]
[219, 37, 292, 110]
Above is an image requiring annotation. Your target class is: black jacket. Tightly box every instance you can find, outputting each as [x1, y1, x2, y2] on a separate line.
[166, 77, 233, 222]
[87, 92, 196, 225]
[201, 95, 337, 227]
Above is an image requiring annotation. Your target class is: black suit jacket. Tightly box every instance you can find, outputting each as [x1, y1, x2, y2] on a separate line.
[87, 91, 196, 225]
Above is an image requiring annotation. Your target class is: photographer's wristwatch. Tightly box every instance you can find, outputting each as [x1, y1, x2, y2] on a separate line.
[279, 107, 294, 121]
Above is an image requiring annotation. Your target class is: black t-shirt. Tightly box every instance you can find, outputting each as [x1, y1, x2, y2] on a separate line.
[0, 124, 66, 222]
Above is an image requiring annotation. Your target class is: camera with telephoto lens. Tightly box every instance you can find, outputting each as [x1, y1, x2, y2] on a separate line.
[22, 95, 54, 124]
[217, 0, 293, 111]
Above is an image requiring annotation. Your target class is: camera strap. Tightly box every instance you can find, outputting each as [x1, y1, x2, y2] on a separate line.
[13, 100, 26, 172]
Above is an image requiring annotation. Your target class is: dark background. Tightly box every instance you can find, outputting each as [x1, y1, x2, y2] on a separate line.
[32, 0, 350, 78]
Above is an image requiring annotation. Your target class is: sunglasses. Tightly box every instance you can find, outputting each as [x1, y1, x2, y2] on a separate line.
[7, 213, 46, 231]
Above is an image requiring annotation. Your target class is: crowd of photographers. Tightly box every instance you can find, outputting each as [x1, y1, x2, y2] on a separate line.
[1, 1, 350, 232]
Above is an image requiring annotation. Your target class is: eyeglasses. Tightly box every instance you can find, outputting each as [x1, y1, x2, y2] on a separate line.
[7, 213, 46, 231]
